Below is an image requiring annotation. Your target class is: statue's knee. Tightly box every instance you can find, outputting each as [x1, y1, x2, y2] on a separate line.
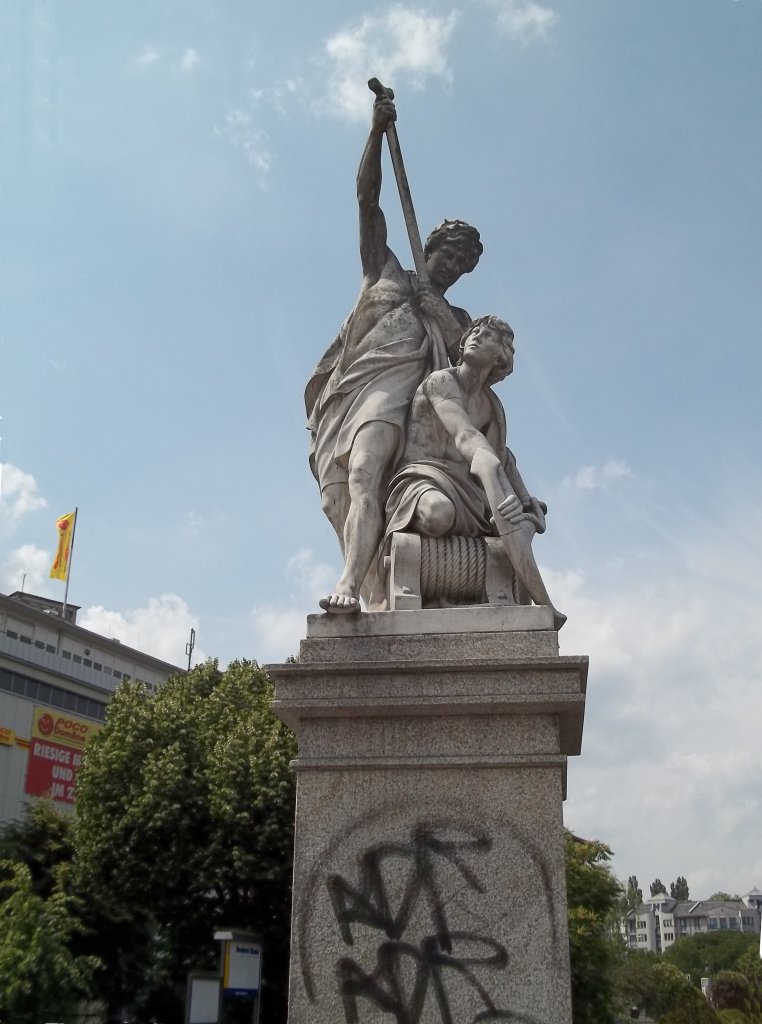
[347, 457, 382, 495]
[415, 492, 455, 537]
[321, 487, 346, 531]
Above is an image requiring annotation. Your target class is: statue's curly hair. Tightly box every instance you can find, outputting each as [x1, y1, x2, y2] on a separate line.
[424, 219, 483, 274]
[458, 315, 515, 385]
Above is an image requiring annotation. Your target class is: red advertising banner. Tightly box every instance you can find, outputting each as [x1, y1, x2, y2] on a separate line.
[24, 707, 102, 805]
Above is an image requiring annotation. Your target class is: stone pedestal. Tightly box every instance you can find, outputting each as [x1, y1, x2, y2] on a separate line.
[268, 607, 587, 1024]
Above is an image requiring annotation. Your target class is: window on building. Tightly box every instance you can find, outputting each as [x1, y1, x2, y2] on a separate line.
[720, 919, 728, 930]
[0, 667, 106, 722]
[62, 649, 71, 659]
[34, 640, 44, 649]
[5, 629, 18, 639]
[45, 644, 55, 653]
[93, 662, 102, 671]
[72, 654, 82, 664]
[709, 918, 718, 930]
[19, 634, 32, 644]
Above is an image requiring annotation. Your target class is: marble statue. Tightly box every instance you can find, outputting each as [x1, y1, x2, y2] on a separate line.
[306, 80, 563, 626]
[305, 88, 482, 614]
[382, 315, 565, 629]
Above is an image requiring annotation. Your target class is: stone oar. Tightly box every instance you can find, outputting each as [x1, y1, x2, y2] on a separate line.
[472, 449, 567, 630]
[367, 77, 430, 287]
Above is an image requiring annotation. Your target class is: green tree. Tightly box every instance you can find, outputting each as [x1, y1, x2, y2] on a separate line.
[651, 877, 667, 896]
[670, 876, 690, 901]
[0, 798, 74, 898]
[614, 951, 730, 1022]
[709, 892, 739, 901]
[716, 1011, 752, 1024]
[710, 971, 752, 1014]
[659, 994, 721, 1023]
[623, 874, 643, 911]
[663, 931, 759, 985]
[0, 860, 99, 1024]
[565, 832, 624, 1024]
[75, 659, 297, 1024]
[0, 792, 155, 1017]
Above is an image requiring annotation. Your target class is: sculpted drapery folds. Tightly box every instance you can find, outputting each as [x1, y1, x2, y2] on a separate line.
[305, 92, 482, 613]
[305, 86, 562, 626]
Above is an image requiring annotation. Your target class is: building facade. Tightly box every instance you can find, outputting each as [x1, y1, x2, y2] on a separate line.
[624, 891, 762, 954]
[0, 590, 184, 826]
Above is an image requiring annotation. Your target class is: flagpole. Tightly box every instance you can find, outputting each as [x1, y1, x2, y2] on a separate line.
[61, 507, 78, 622]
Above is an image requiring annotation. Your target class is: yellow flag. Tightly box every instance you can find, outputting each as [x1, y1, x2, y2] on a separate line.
[49, 511, 76, 581]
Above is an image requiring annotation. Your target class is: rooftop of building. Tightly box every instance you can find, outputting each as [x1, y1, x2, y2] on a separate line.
[1, 591, 184, 674]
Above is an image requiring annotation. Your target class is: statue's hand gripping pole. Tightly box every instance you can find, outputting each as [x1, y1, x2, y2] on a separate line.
[471, 450, 567, 630]
[367, 77, 430, 287]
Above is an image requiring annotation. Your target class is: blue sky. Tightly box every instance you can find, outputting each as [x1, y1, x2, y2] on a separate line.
[2, 0, 761, 899]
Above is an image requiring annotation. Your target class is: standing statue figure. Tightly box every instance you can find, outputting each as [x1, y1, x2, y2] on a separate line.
[383, 315, 566, 629]
[305, 91, 482, 613]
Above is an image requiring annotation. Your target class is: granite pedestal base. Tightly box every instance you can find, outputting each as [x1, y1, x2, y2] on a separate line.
[268, 607, 588, 1024]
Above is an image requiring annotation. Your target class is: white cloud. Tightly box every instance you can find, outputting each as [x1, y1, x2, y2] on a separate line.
[481, 0, 559, 44]
[137, 45, 160, 67]
[557, 508, 762, 898]
[79, 593, 204, 668]
[0, 463, 47, 538]
[321, 6, 458, 121]
[215, 109, 272, 180]
[0, 543, 52, 595]
[183, 510, 204, 539]
[179, 48, 200, 74]
[251, 549, 339, 662]
[563, 458, 635, 491]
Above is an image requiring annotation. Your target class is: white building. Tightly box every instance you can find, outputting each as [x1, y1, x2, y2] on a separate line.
[624, 891, 762, 953]
[0, 590, 184, 826]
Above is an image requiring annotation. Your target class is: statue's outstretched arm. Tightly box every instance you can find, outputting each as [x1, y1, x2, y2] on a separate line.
[424, 376, 498, 468]
[357, 97, 396, 284]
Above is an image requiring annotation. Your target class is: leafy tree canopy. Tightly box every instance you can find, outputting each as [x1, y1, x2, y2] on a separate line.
[615, 954, 723, 1023]
[651, 877, 668, 896]
[0, 797, 74, 898]
[663, 931, 760, 985]
[565, 832, 624, 1024]
[709, 892, 740, 902]
[74, 659, 297, 1023]
[670, 875, 690, 901]
[622, 874, 644, 913]
[0, 860, 99, 1024]
[715, 1010, 752, 1024]
[709, 970, 751, 1013]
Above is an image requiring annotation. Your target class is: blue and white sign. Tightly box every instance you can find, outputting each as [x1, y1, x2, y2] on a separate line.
[223, 940, 262, 998]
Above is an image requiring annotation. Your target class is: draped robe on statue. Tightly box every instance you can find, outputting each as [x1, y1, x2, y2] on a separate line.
[305, 272, 458, 495]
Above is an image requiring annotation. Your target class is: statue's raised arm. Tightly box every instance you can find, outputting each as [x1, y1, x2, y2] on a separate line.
[306, 82, 484, 615]
[356, 94, 396, 285]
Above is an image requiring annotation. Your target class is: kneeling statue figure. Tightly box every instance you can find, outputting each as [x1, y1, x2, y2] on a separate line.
[383, 315, 566, 629]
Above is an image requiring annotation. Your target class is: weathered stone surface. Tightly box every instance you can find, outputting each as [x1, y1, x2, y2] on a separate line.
[306, 604, 556, 637]
[269, 624, 587, 1024]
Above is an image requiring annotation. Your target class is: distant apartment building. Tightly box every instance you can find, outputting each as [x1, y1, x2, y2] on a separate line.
[624, 889, 762, 953]
[0, 590, 184, 826]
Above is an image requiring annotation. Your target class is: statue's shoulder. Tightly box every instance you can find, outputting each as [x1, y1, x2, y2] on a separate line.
[422, 367, 461, 402]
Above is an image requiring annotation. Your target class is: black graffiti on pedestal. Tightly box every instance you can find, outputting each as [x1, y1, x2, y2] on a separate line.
[326, 824, 544, 1024]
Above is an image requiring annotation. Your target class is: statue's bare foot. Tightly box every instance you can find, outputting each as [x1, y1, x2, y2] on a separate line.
[319, 590, 361, 615]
